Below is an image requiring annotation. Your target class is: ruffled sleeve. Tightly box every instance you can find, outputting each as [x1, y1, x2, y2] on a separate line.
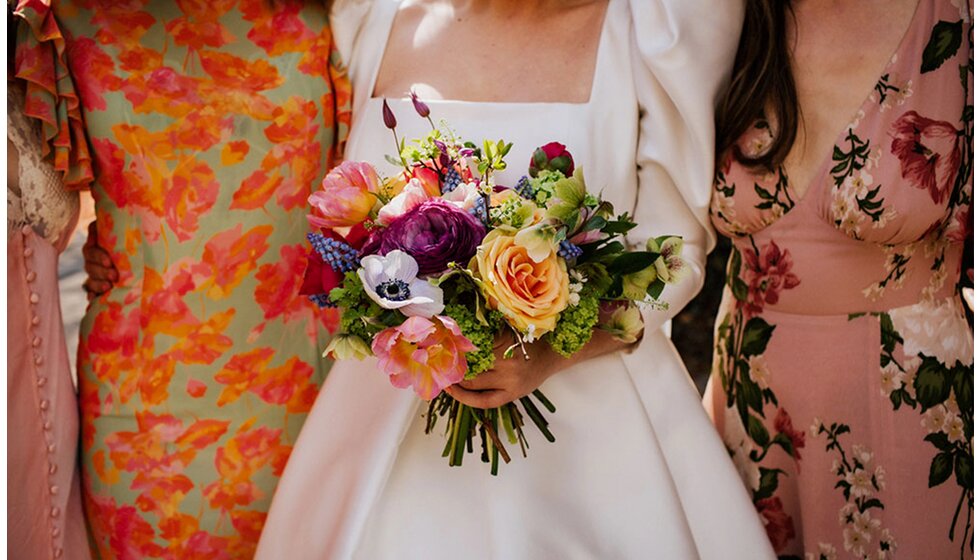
[626, 0, 744, 333]
[13, 0, 93, 190]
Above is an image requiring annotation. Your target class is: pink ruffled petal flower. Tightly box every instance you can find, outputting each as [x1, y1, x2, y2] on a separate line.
[307, 161, 381, 228]
[377, 179, 432, 225]
[372, 316, 477, 400]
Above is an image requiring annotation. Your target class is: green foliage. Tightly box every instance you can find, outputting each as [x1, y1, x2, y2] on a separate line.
[443, 303, 501, 378]
[490, 195, 535, 229]
[546, 289, 600, 357]
[330, 272, 389, 340]
[476, 139, 512, 175]
[400, 128, 444, 163]
[526, 170, 566, 207]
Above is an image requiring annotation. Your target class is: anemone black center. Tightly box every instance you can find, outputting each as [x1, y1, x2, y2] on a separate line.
[376, 279, 411, 302]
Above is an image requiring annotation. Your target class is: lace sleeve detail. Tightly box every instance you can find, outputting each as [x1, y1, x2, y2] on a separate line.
[8, 83, 80, 245]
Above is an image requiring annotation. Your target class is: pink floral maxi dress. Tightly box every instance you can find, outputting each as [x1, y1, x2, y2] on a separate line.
[704, 1, 974, 558]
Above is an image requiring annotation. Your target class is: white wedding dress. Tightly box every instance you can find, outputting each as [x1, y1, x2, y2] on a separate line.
[256, 1, 775, 558]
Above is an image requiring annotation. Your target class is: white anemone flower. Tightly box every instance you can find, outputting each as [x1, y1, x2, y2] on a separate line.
[358, 250, 445, 317]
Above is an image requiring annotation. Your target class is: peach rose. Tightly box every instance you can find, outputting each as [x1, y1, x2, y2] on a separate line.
[472, 229, 570, 339]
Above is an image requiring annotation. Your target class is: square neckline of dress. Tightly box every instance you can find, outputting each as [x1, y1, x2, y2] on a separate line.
[366, 0, 614, 107]
[750, 0, 926, 231]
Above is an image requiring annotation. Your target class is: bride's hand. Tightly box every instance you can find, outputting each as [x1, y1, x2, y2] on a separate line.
[447, 329, 634, 409]
[447, 334, 564, 409]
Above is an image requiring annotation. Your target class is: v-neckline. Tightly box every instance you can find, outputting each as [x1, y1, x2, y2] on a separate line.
[774, 0, 925, 217]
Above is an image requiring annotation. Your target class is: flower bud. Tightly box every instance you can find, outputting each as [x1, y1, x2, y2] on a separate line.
[529, 141, 575, 177]
[411, 90, 431, 118]
[382, 98, 397, 129]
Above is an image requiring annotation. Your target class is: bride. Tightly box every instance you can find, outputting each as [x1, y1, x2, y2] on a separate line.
[257, 0, 774, 558]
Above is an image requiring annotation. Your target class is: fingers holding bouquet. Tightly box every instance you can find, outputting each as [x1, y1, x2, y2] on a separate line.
[449, 333, 563, 409]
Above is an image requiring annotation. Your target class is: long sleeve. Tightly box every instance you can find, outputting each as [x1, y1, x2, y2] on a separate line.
[626, 0, 744, 333]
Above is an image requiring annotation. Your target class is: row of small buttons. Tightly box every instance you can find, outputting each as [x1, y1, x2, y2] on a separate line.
[22, 226, 65, 559]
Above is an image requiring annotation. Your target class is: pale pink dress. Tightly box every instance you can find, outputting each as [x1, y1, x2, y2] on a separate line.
[7, 61, 91, 560]
[704, 1, 973, 558]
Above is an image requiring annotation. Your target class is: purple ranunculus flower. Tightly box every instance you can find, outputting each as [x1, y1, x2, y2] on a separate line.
[363, 199, 486, 275]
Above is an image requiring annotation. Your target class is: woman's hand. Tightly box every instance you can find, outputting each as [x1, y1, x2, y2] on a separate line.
[82, 221, 118, 298]
[447, 328, 634, 409]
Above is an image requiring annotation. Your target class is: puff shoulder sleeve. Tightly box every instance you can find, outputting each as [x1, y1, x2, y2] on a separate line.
[330, 0, 373, 75]
[626, 0, 744, 333]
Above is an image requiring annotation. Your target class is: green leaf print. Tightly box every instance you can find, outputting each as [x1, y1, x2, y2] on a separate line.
[727, 249, 746, 301]
[925, 431, 952, 450]
[951, 365, 973, 418]
[879, 313, 903, 354]
[953, 452, 972, 488]
[771, 432, 795, 457]
[756, 467, 780, 500]
[914, 356, 953, 410]
[929, 452, 954, 487]
[731, 278, 749, 302]
[740, 366, 765, 414]
[889, 389, 903, 410]
[741, 317, 775, 357]
[747, 414, 771, 447]
[921, 20, 964, 73]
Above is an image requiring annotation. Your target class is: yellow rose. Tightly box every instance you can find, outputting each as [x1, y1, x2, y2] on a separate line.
[473, 230, 570, 339]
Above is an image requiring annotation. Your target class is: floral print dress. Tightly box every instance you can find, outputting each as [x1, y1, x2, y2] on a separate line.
[704, 1, 973, 558]
[47, 2, 351, 557]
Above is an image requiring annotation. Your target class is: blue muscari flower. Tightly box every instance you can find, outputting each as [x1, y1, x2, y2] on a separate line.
[469, 196, 489, 225]
[442, 168, 463, 194]
[558, 239, 583, 261]
[308, 232, 359, 273]
[514, 175, 534, 199]
[308, 294, 336, 308]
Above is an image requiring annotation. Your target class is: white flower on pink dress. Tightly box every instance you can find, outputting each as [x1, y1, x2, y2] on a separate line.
[748, 355, 772, 389]
[879, 362, 903, 396]
[843, 524, 870, 557]
[922, 405, 948, 434]
[723, 406, 761, 492]
[889, 298, 973, 368]
[845, 468, 875, 499]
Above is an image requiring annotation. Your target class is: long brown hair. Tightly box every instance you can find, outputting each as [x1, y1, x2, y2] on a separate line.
[715, 0, 798, 171]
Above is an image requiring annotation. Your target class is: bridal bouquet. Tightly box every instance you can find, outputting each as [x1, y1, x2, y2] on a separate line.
[301, 95, 688, 474]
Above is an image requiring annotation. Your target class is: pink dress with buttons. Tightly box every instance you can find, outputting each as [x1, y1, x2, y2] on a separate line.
[8, 4, 92, 559]
[703, 1, 973, 558]
[8, 90, 91, 559]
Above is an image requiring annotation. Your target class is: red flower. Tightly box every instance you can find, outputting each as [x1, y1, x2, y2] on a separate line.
[741, 241, 800, 316]
[774, 407, 806, 463]
[755, 497, 796, 553]
[529, 141, 574, 177]
[890, 111, 963, 204]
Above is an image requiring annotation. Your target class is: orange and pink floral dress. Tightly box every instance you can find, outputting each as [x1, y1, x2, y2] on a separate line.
[704, 1, 973, 559]
[50, 1, 351, 556]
